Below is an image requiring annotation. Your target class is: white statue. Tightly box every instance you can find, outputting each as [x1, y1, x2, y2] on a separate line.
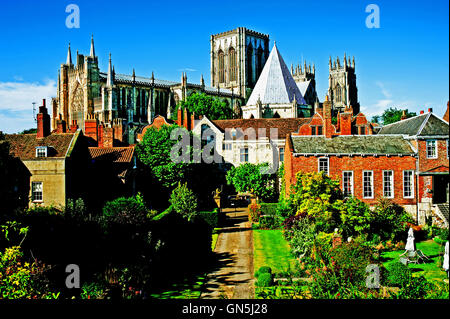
[405, 227, 415, 251]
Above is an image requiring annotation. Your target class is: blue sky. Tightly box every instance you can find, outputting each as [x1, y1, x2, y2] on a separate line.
[0, 0, 448, 133]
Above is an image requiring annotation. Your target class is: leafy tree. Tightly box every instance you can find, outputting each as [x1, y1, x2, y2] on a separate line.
[226, 163, 277, 202]
[19, 128, 37, 134]
[102, 193, 149, 225]
[380, 107, 416, 125]
[135, 125, 193, 189]
[338, 197, 373, 237]
[371, 115, 381, 124]
[169, 182, 198, 221]
[175, 92, 233, 120]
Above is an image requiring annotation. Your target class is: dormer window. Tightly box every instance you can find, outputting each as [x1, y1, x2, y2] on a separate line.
[36, 146, 48, 158]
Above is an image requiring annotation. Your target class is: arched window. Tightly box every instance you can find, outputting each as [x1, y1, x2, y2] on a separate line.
[256, 46, 263, 76]
[229, 47, 237, 82]
[218, 50, 225, 83]
[335, 84, 342, 102]
[246, 44, 253, 86]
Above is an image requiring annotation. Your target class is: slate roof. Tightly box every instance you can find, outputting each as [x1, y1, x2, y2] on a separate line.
[378, 113, 449, 136]
[88, 146, 135, 163]
[290, 135, 415, 155]
[5, 132, 79, 160]
[296, 80, 310, 97]
[212, 118, 310, 140]
[247, 43, 306, 106]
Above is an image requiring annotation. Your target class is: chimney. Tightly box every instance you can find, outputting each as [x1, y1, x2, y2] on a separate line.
[420, 110, 424, 115]
[401, 110, 407, 121]
[37, 99, 51, 138]
[99, 125, 113, 148]
[183, 108, 189, 130]
[56, 114, 66, 133]
[323, 95, 333, 138]
[177, 107, 182, 126]
[84, 114, 99, 144]
[428, 108, 433, 113]
[112, 118, 125, 144]
[339, 111, 352, 135]
[70, 120, 78, 133]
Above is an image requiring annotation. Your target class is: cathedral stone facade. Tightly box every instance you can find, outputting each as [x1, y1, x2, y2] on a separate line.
[210, 27, 270, 98]
[327, 54, 360, 114]
[53, 36, 240, 144]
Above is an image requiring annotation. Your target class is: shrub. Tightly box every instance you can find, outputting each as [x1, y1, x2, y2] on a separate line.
[276, 199, 293, 219]
[371, 199, 413, 241]
[259, 215, 281, 229]
[260, 203, 278, 216]
[197, 209, 219, 228]
[338, 197, 373, 238]
[152, 206, 173, 221]
[396, 275, 431, 299]
[387, 262, 412, 287]
[435, 227, 449, 241]
[287, 218, 315, 260]
[248, 203, 261, 223]
[65, 198, 87, 219]
[255, 266, 272, 278]
[102, 193, 148, 225]
[169, 182, 198, 221]
[256, 272, 273, 287]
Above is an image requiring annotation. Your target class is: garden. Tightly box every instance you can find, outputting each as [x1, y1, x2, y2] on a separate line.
[248, 171, 449, 299]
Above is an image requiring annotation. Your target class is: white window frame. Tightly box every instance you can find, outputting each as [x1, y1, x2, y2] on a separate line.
[383, 170, 394, 198]
[426, 140, 437, 159]
[223, 143, 232, 151]
[35, 146, 47, 158]
[240, 147, 248, 163]
[362, 170, 374, 199]
[403, 170, 415, 199]
[318, 157, 329, 176]
[342, 171, 354, 197]
[32, 182, 43, 202]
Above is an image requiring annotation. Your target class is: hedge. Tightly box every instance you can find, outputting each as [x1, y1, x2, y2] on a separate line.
[197, 209, 219, 228]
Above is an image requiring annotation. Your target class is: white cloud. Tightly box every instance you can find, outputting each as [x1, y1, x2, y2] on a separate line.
[375, 81, 392, 99]
[177, 68, 197, 72]
[0, 80, 56, 134]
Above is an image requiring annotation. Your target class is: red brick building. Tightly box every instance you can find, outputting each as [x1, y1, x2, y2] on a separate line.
[285, 101, 449, 226]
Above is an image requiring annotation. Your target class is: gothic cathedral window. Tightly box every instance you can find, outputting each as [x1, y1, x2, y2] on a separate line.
[256, 47, 263, 76]
[247, 44, 253, 87]
[218, 50, 225, 84]
[335, 84, 342, 103]
[229, 47, 237, 82]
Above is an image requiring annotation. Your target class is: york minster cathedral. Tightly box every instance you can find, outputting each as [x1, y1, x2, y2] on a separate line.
[51, 27, 359, 143]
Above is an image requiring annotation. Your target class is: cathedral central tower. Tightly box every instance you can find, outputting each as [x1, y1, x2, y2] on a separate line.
[210, 27, 269, 99]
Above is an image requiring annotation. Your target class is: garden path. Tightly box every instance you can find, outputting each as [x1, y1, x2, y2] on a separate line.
[200, 207, 255, 299]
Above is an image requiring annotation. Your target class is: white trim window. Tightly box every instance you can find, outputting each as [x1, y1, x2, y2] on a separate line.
[383, 170, 394, 198]
[32, 182, 43, 202]
[240, 147, 249, 163]
[363, 171, 374, 199]
[223, 143, 232, 151]
[342, 171, 354, 197]
[35, 146, 48, 158]
[426, 140, 437, 158]
[403, 170, 414, 198]
[318, 157, 329, 175]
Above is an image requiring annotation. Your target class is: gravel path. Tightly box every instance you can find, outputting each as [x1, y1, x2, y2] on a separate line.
[200, 208, 254, 299]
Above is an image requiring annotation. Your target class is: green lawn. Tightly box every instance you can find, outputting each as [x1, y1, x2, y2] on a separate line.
[211, 228, 220, 251]
[381, 240, 448, 283]
[253, 229, 297, 275]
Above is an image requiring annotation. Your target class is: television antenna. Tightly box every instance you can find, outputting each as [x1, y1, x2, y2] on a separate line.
[32, 102, 37, 122]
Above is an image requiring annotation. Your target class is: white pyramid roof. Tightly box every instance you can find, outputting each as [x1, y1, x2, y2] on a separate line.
[247, 43, 306, 106]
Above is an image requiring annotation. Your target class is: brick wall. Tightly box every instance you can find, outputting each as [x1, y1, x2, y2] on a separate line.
[285, 153, 417, 206]
[418, 139, 449, 173]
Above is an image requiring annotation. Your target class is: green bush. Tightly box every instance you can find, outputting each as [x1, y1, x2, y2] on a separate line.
[338, 197, 373, 238]
[371, 199, 413, 241]
[197, 209, 219, 228]
[255, 266, 272, 278]
[276, 200, 293, 219]
[435, 227, 449, 241]
[259, 215, 281, 229]
[396, 275, 432, 299]
[169, 182, 198, 221]
[102, 193, 148, 225]
[260, 203, 278, 216]
[387, 262, 412, 287]
[152, 206, 173, 221]
[256, 272, 273, 287]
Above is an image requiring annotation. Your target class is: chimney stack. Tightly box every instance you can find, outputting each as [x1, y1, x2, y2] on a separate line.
[428, 108, 433, 113]
[401, 110, 407, 121]
[37, 99, 51, 138]
[323, 95, 333, 138]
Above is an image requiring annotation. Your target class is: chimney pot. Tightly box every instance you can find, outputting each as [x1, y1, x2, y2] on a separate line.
[428, 108, 433, 113]
[420, 110, 424, 114]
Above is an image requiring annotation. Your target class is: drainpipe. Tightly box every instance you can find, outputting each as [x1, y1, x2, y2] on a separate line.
[415, 154, 419, 224]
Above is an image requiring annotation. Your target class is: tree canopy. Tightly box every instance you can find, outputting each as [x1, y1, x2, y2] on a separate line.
[379, 107, 416, 125]
[226, 163, 277, 201]
[175, 92, 233, 120]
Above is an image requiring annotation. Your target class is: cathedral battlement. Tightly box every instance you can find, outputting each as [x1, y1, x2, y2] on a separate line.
[329, 54, 355, 71]
[211, 27, 269, 40]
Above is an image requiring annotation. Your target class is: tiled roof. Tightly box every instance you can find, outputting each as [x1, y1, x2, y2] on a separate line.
[5, 132, 78, 160]
[247, 43, 306, 106]
[212, 118, 310, 140]
[88, 146, 135, 163]
[378, 113, 448, 136]
[291, 135, 415, 155]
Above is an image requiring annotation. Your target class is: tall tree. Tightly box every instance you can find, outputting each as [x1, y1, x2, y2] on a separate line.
[381, 107, 416, 125]
[175, 92, 233, 120]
